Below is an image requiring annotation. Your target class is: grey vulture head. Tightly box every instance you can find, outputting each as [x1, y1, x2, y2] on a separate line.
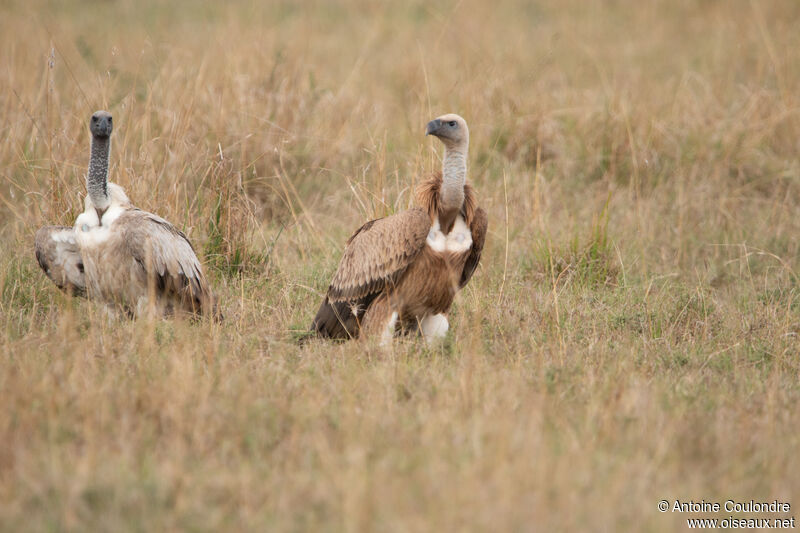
[425, 113, 469, 147]
[90, 110, 113, 139]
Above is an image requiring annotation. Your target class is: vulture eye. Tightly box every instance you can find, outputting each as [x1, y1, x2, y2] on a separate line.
[448, 121, 457, 127]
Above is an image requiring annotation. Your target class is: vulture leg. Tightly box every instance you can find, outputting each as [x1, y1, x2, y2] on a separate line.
[361, 295, 398, 345]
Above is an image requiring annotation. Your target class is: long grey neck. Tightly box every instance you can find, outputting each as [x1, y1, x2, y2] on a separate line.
[440, 142, 467, 213]
[87, 135, 110, 211]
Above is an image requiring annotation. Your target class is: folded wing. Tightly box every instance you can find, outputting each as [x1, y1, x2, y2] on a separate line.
[120, 209, 217, 318]
[311, 208, 431, 338]
[460, 206, 488, 288]
[327, 207, 431, 302]
[34, 226, 86, 296]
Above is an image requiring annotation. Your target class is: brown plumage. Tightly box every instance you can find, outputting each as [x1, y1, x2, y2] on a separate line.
[327, 208, 431, 302]
[459, 204, 488, 289]
[416, 172, 487, 287]
[415, 171, 478, 230]
[310, 113, 487, 343]
[311, 208, 431, 340]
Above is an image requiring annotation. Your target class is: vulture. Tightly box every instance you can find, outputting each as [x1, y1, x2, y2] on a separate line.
[35, 110, 219, 320]
[310, 113, 488, 343]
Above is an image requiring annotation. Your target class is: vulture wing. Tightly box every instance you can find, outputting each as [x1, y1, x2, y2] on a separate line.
[459, 206, 488, 288]
[34, 226, 86, 297]
[120, 209, 217, 318]
[309, 293, 380, 340]
[327, 207, 431, 302]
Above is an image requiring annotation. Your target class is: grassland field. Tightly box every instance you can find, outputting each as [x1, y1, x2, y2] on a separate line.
[1, 0, 799, 531]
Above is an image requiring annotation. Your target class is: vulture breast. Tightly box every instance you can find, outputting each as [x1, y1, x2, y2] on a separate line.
[74, 204, 127, 247]
[426, 215, 473, 254]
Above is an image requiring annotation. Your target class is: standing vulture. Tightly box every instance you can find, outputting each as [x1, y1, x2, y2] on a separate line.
[310, 113, 488, 343]
[35, 110, 220, 320]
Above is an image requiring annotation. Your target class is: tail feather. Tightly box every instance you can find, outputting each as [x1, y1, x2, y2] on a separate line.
[306, 293, 379, 342]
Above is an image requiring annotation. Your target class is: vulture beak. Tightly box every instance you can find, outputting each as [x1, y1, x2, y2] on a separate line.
[91, 119, 113, 138]
[425, 119, 442, 136]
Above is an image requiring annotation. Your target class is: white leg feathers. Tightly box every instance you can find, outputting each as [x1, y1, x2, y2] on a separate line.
[380, 311, 399, 347]
[372, 308, 448, 346]
[420, 314, 449, 343]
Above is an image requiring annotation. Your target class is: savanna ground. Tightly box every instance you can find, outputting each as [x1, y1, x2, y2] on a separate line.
[1, 0, 799, 530]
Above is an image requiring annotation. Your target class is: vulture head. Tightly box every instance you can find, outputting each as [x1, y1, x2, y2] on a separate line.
[90, 110, 113, 139]
[426, 113, 468, 147]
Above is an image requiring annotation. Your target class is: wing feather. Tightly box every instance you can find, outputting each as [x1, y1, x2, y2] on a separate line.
[309, 292, 379, 340]
[460, 206, 488, 288]
[328, 208, 431, 302]
[119, 210, 218, 318]
[34, 226, 86, 296]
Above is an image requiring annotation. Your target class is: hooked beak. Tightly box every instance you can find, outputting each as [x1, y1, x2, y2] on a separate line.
[95, 119, 112, 138]
[91, 112, 113, 138]
[425, 119, 442, 136]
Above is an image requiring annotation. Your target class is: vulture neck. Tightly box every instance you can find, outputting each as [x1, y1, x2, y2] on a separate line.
[439, 141, 467, 233]
[87, 134, 111, 220]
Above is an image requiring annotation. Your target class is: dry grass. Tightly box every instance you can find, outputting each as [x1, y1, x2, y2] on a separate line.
[1, 0, 799, 530]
